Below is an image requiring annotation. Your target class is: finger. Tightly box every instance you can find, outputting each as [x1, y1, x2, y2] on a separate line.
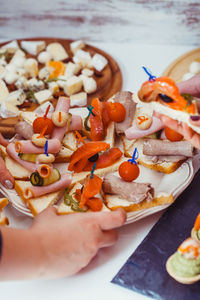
[95, 208, 126, 230]
[177, 74, 200, 97]
[0, 157, 14, 189]
[99, 229, 118, 248]
[190, 133, 200, 150]
[182, 122, 193, 140]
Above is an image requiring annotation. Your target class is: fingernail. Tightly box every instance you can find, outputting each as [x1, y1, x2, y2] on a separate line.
[4, 180, 13, 189]
[190, 115, 200, 121]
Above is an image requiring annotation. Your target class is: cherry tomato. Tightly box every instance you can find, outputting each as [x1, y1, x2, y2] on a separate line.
[165, 127, 183, 142]
[106, 102, 126, 123]
[33, 117, 54, 135]
[119, 161, 140, 182]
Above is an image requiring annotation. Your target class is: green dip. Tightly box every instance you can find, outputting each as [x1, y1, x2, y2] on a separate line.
[170, 252, 200, 278]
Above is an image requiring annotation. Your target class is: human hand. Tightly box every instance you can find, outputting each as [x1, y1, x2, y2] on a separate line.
[0, 156, 14, 189]
[30, 206, 126, 279]
[155, 74, 200, 149]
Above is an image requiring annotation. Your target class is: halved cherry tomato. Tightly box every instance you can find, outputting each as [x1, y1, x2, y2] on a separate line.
[165, 127, 183, 142]
[33, 117, 54, 135]
[106, 102, 126, 123]
[119, 161, 140, 182]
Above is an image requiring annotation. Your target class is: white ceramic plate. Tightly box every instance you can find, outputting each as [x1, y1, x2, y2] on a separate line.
[0, 158, 195, 224]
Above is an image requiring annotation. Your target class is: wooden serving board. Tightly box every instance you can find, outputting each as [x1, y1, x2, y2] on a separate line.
[162, 47, 200, 82]
[0, 37, 122, 137]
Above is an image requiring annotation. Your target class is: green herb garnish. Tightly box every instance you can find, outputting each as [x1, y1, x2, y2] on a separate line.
[64, 189, 88, 212]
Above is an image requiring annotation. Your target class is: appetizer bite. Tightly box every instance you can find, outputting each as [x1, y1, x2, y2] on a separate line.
[0, 197, 9, 225]
[191, 213, 200, 242]
[166, 237, 200, 284]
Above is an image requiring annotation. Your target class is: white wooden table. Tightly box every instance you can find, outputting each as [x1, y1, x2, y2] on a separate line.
[0, 41, 196, 300]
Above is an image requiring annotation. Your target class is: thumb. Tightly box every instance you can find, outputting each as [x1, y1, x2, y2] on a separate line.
[0, 157, 14, 189]
[177, 74, 200, 97]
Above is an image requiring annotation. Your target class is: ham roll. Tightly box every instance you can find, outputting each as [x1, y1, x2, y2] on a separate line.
[24, 173, 72, 199]
[15, 139, 61, 154]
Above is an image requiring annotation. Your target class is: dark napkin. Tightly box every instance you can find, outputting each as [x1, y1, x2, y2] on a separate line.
[112, 169, 200, 300]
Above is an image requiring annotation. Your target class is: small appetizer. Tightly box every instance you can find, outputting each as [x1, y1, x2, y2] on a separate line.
[191, 213, 200, 242]
[136, 71, 200, 134]
[0, 198, 9, 226]
[166, 237, 200, 284]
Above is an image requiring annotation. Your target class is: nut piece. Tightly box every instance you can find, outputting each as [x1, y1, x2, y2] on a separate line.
[37, 153, 55, 164]
[32, 134, 47, 147]
[52, 110, 68, 127]
[136, 114, 152, 130]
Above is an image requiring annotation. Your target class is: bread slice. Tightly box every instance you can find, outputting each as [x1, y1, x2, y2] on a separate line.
[0, 210, 9, 226]
[0, 145, 7, 158]
[28, 190, 63, 216]
[122, 137, 186, 174]
[57, 183, 110, 215]
[54, 146, 73, 163]
[19, 111, 38, 124]
[0, 197, 8, 210]
[103, 193, 173, 212]
[5, 156, 31, 180]
[71, 157, 126, 186]
[191, 228, 200, 242]
[166, 254, 200, 284]
[62, 132, 78, 152]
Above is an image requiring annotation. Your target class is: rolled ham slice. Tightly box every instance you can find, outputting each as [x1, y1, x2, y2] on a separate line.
[68, 115, 82, 131]
[7, 143, 41, 172]
[15, 139, 61, 154]
[24, 173, 72, 199]
[125, 116, 164, 140]
[143, 139, 195, 157]
[102, 174, 154, 204]
[114, 92, 136, 135]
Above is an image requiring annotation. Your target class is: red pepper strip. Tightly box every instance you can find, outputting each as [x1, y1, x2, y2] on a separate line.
[90, 98, 105, 141]
[80, 174, 103, 208]
[68, 141, 110, 172]
[102, 102, 111, 129]
[83, 147, 123, 171]
[194, 213, 200, 231]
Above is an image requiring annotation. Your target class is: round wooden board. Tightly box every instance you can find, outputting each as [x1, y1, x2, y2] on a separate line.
[0, 37, 122, 106]
[162, 47, 200, 82]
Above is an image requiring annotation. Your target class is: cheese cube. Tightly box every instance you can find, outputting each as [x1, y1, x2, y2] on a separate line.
[47, 43, 68, 61]
[38, 67, 50, 80]
[56, 75, 68, 88]
[82, 76, 97, 94]
[34, 101, 54, 115]
[15, 77, 28, 90]
[81, 68, 94, 77]
[70, 40, 85, 55]
[21, 41, 46, 55]
[27, 78, 45, 91]
[34, 89, 52, 105]
[16, 68, 26, 76]
[73, 50, 92, 68]
[0, 58, 6, 67]
[10, 49, 26, 67]
[70, 92, 87, 107]
[92, 53, 108, 72]
[24, 58, 38, 78]
[38, 51, 52, 64]
[7, 89, 26, 105]
[48, 82, 59, 95]
[4, 72, 19, 84]
[63, 76, 83, 96]
[189, 61, 200, 75]
[64, 62, 81, 79]
[0, 66, 5, 79]
[0, 79, 9, 103]
[0, 101, 19, 118]
[1, 40, 19, 52]
[5, 63, 17, 73]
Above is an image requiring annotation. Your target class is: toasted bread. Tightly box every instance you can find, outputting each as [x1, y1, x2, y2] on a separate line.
[62, 132, 78, 151]
[103, 193, 173, 212]
[122, 137, 186, 174]
[0, 145, 7, 158]
[5, 156, 31, 180]
[54, 146, 73, 163]
[57, 183, 109, 215]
